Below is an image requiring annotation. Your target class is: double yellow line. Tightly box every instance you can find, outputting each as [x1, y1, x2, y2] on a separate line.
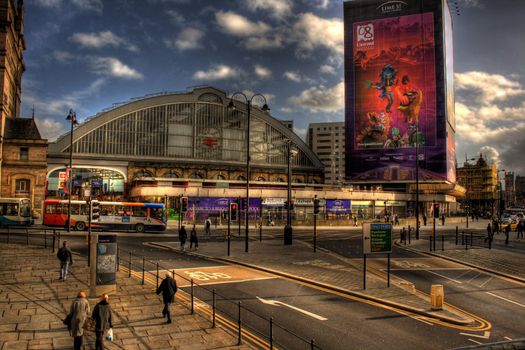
[120, 266, 272, 349]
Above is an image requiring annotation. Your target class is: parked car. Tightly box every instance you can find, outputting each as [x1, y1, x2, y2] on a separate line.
[501, 218, 519, 231]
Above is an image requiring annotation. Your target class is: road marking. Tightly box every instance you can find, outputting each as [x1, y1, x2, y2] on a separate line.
[505, 336, 513, 341]
[256, 296, 328, 321]
[460, 331, 490, 339]
[392, 260, 430, 269]
[486, 292, 525, 308]
[478, 276, 493, 288]
[468, 339, 483, 345]
[426, 270, 463, 284]
[467, 272, 482, 284]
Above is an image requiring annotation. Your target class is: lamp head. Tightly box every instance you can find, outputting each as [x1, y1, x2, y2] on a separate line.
[261, 103, 270, 112]
[227, 100, 235, 111]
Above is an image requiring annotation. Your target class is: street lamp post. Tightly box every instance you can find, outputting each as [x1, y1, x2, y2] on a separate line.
[227, 92, 270, 253]
[464, 155, 476, 229]
[284, 140, 298, 245]
[66, 110, 78, 232]
[498, 169, 506, 220]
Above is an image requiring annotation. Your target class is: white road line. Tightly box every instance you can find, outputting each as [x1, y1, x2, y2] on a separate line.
[504, 337, 513, 341]
[460, 331, 490, 340]
[257, 296, 328, 321]
[467, 272, 482, 284]
[486, 292, 525, 308]
[468, 339, 483, 345]
[178, 276, 276, 287]
[479, 276, 493, 288]
[454, 269, 472, 280]
[426, 270, 463, 284]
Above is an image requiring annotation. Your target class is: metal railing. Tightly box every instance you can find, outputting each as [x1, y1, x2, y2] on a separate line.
[0, 226, 64, 252]
[117, 247, 321, 350]
[396, 225, 493, 251]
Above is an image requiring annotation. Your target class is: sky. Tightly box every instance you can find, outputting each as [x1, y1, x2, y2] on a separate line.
[21, 0, 525, 175]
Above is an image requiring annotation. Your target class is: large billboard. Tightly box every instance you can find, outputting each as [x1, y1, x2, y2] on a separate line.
[344, 0, 455, 182]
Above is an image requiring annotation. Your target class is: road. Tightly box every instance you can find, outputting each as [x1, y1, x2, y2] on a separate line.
[4, 227, 523, 349]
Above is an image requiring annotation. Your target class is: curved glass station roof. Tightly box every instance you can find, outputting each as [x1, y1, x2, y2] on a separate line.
[49, 87, 324, 172]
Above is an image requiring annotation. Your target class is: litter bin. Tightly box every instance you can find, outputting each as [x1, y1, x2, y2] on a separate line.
[430, 284, 444, 310]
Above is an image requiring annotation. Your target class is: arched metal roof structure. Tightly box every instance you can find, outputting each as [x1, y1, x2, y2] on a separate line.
[49, 86, 324, 173]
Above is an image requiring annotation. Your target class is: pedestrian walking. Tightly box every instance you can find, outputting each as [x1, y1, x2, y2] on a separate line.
[504, 224, 510, 245]
[205, 218, 211, 236]
[517, 220, 525, 238]
[189, 224, 199, 250]
[441, 214, 445, 226]
[485, 223, 492, 244]
[353, 215, 358, 227]
[92, 294, 113, 350]
[179, 225, 187, 252]
[423, 214, 427, 226]
[67, 291, 90, 350]
[57, 241, 73, 281]
[394, 214, 400, 226]
[493, 220, 499, 235]
[156, 271, 178, 324]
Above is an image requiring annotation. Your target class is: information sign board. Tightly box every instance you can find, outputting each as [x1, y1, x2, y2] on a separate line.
[363, 223, 392, 254]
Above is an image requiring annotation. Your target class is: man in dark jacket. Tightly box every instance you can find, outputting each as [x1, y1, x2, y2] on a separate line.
[156, 271, 177, 324]
[57, 241, 73, 280]
[179, 226, 187, 252]
[92, 293, 113, 350]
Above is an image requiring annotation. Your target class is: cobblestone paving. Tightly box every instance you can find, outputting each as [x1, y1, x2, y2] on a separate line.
[0, 242, 253, 350]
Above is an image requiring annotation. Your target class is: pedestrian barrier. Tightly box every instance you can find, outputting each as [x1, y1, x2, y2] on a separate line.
[117, 247, 321, 350]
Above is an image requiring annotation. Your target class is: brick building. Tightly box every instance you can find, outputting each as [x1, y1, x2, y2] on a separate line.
[0, 0, 48, 211]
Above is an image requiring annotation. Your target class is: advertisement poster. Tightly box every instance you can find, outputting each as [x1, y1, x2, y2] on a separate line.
[96, 235, 117, 285]
[344, 0, 454, 182]
[188, 197, 261, 212]
[326, 200, 351, 214]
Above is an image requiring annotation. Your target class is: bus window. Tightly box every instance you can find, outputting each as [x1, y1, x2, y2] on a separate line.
[45, 204, 56, 214]
[132, 207, 147, 217]
[80, 204, 88, 215]
[6, 204, 19, 216]
[150, 208, 164, 219]
[71, 204, 80, 215]
[100, 205, 114, 216]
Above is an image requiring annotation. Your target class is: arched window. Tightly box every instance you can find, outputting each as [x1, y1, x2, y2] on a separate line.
[190, 172, 203, 179]
[310, 179, 318, 184]
[215, 174, 226, 180]
[277, 177, 285, 182]
[292, 178, 303, 183]
[237, 175, 246, 181]
[163, 171, 179, 178]
[256, 176, 266, 182]
[134, 171, 152, 179]
[198, 93, 222, 104]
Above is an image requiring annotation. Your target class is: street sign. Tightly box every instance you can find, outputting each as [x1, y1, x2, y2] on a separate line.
[363, 223, 392, 254]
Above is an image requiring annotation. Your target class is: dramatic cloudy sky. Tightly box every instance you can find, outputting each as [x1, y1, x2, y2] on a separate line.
[21, 0, 525, 175]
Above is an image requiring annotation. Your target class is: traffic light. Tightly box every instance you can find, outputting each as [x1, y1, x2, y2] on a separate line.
[313, 198, 320, 214]
[180, 197, 188, 212]
[433, 203, 440, 218]
[230, 202, 238, 221]
[91, 200, 100, 221]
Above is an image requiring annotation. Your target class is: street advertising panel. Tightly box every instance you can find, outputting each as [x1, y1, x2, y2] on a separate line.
[326, 200, 351, 214]
[189, 197, 261, 213]
[96, 235, 117, 285]
[344, 0, 454, 182]
[363, 222, 392, 254]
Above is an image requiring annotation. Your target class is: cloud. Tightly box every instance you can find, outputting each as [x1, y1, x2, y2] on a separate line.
[254, 65, 272, 79]
[35, 0, 102, 12]
[292, 13, 343, 57]
[53, 51, 75, 63]
[455, 71, 525, 105]
[320, 64, 336, 75]
[215, 11, 270, 37]
[461, 0, 484, 9]
[315, 0, 331, 9]
[193, 64, 241, 81]
[72, 0, 103, 13]
[34, 117, 67, 141]
[245, 0, 293, 19]
[288, 81, 344, 113]
[284, 71, 303, 83]
[23, 78, 107, 125]
[90, 57, 144, 79]
[166, 10, 186, 25]
[479, 146, 500, 167]
[165, 28, 204, 51]
[71, 31, 139, 52]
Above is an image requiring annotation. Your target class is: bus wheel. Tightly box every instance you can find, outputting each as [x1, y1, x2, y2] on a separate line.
[135, 224, 145, 233]
[75, 222, 86, 231]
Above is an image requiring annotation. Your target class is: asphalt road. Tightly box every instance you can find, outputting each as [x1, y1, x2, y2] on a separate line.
[4, 227, 522, 349]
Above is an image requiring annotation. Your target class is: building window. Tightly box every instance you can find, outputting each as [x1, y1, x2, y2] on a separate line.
[15, 179, 30, 193]
[20, 147, 29, 160]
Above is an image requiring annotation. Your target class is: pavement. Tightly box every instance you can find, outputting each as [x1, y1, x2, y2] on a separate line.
[0, 242, 253, 350]
[150, 234, 478, 326]
[396, 221, 525, 283]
